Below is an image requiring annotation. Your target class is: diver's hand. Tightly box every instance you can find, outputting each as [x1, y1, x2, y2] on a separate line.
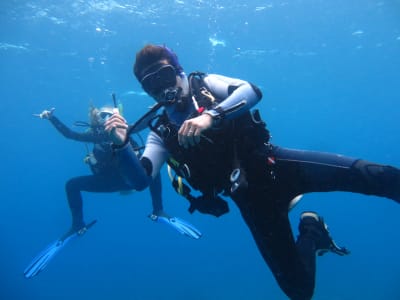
[104, 108, 129, 145]
[33, 108, 55, 119]
[178, 113, 213, 148]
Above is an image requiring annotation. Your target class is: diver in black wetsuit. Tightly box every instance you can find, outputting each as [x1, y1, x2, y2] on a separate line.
[104, 44, 400, 300]
[36, 106, 201, 240]
[24, 104, 202, 279]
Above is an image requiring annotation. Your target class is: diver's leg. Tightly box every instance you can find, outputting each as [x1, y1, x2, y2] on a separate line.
[65, 174, 130, 230]
[233, 190, 315, 300]
[149, 172, 163, 214]
[65, 176, 88, 231]
[271, 146, 400, 204]
[351, 159, 400, 201]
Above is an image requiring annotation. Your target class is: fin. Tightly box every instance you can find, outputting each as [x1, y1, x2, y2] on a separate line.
[322, 238, 350, 256]
[23, 234, 76, 279]
[149, 214, 202, 240]
[24, 220, 97, 279]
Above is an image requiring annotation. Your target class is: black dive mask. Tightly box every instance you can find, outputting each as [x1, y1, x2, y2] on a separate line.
[140, 64, 177, 96]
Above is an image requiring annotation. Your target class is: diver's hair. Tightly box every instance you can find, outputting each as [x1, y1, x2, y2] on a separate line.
[88, 105, 114, 127]
[88, 105, 100, 127]
[133, 44, 183, 82]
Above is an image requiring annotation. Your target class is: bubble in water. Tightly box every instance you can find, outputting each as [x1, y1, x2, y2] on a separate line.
[209, 37, 226, 47]
[352, 30, 364, 36]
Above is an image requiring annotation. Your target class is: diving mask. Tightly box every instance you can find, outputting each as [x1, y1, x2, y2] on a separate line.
[97, 111, 113, 124]
[140, 64, 177, 96]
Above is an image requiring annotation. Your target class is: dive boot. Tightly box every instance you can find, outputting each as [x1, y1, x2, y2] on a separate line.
[299, 211, 350, 256]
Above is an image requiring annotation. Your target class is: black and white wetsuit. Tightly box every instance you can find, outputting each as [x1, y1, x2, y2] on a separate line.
[116, 73, 400, 300]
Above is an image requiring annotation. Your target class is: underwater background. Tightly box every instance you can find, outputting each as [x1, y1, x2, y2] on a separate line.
[1, 1, 399, 299]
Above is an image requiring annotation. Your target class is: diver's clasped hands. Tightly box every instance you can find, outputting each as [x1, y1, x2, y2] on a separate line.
[178, 113, 213, 148]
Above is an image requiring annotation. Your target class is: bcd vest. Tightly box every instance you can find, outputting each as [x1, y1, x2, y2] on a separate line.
[152, 72, 270, 217]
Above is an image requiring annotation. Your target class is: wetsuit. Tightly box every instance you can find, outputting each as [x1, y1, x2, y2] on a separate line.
[114, 73, 400, 300]
[48, 115, 163, 231]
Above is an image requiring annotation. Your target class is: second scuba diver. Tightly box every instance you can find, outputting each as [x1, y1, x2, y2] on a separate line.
[24, 103, 201, 279]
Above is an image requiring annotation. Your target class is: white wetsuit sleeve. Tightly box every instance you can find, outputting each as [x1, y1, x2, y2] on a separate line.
[202, 74, 262, 120]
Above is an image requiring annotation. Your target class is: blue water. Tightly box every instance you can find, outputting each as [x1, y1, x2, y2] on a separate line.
[1, 1, 399, 299]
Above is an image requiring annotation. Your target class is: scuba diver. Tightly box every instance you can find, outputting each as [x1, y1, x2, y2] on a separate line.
[104, 44, 400, 300]
[24, 103, 201, 279]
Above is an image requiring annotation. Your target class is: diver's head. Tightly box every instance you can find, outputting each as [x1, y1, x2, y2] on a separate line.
[133, 44, 188, 105]
[89, 105, 114, 127]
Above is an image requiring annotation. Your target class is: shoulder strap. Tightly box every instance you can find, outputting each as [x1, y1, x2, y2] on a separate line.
[127, 102, 164, 135]
[188, 71, 207, 94]
[188, 71, 217, 111]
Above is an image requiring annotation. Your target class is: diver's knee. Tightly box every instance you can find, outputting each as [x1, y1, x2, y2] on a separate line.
[352, 159, 400, 198]
[353, 160, 399, 182]
[65, 177, 79, 191]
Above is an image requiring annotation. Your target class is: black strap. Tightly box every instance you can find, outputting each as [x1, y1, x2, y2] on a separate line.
[127, 102, 165, 135]
[113, 104, 164, 150]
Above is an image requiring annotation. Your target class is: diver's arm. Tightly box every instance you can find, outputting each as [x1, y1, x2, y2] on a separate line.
[202, 74, 262, 121]
[48, 115, 105, 143]
[178, 74, 262, 147]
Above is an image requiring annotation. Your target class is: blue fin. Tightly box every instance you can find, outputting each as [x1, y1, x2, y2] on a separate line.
[23, 234, 76, 279]
[150, 215, 202, 240]
[24, 220, 97, 279]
